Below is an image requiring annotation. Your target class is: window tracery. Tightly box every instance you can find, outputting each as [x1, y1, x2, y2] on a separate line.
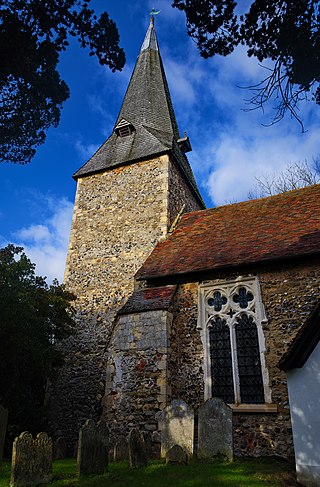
[198, 277, 270, 405]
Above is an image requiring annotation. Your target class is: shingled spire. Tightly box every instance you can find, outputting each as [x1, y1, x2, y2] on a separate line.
[73, 17, 203, 205]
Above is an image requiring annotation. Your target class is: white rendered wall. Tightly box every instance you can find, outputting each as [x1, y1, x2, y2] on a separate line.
[287, 342, 320, 486]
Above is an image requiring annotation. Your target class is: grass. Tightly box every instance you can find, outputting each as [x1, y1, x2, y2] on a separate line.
[0, 457, 298, 486]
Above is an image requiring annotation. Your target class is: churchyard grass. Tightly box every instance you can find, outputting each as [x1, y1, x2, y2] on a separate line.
[0, 458, 298, 486]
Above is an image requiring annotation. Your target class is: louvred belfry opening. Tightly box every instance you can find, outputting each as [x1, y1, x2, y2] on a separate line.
[115, 119, 135, 137]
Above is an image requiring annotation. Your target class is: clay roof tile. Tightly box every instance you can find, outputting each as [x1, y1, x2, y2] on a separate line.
[136, 184, 320, 281]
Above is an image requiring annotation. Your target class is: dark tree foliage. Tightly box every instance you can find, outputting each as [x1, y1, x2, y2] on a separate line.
[0, 0, 125, 164]
[0, 245, 75, 437]
[173, 0, 320, 128]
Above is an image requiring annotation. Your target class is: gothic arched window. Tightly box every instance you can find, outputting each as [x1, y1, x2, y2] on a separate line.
[199, 277, 270, 405]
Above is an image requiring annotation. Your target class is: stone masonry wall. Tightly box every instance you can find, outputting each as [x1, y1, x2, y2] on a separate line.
[168, 155, 203, 229]
[49, 154, 201, 451]
[168, 259, 320, 458]
[169, 283, 204, 409]
[103, 309, 171, 458]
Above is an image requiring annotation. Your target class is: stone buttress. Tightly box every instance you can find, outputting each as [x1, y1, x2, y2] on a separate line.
[49, 18, 204, 452]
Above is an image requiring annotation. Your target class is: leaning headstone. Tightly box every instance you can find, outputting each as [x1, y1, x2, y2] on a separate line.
[10, 432, 52, 486]
[0, 405, 8, 467]
[77, 419, 109, 476]
[198, 398, 233, 461]
[128, 429, 148, 468]
[114, 438, 129, 462]
[53, 436, 67, 460]
[166, 445, 188, 465]
[160, 400, 194, 458]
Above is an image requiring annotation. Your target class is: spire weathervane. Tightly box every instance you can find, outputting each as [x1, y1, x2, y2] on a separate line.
[150, 7, 161, 17]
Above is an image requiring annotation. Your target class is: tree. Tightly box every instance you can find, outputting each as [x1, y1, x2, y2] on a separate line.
[173, 0, 320, 129]
[0, 244, 75, 438]
[0, 0, 125, 164]
[248, 157, 320, 199]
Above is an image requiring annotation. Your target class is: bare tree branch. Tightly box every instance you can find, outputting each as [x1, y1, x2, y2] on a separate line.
[248, 157, 320, 199]
[242, 60, 309, 131]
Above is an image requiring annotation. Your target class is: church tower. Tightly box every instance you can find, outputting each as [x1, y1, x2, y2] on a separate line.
[50, 17, 204, 451]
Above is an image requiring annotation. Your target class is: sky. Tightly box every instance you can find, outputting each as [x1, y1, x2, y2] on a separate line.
[1, 0, 319, 283]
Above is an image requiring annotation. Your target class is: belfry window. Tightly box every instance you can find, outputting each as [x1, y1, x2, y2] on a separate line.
[114, 118, 135, 137]
[198, 277, 270, 405]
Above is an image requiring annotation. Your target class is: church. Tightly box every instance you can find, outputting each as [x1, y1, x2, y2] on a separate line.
[49, 16, 320, 468]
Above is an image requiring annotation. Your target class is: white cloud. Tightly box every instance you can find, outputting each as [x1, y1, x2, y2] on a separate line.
[165, 56, 206, 107]
[198, 119, 320, 206]
[74, 139, 100, 160]
[102, 61, 133, 95]
[87, 94, 111, 120]
[162, 41, 320, 208]
[16, 224, 51, 243]
[13, 197, 73, 284]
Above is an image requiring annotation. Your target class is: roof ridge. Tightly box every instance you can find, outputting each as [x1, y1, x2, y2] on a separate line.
[178, 183, 320, 221]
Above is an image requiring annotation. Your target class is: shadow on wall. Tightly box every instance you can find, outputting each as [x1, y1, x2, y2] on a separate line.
[287, 343, 320, 483]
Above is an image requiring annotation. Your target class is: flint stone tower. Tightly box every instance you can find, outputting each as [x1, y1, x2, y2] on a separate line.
[50, 18, 204, 450]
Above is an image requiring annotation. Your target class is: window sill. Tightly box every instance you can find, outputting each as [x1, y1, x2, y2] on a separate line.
[228, 404, 278, 413]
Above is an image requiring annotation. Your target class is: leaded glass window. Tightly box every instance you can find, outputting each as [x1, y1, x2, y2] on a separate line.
[233, 287, 254, 309]
[199, 277, 269, 404]
[207, 291, 227, 312]
[209, 317, 234, 403]
[235, 314, 264, 404]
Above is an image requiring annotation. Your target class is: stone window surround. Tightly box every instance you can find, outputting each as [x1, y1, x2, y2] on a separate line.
[198, 276, 273, 410]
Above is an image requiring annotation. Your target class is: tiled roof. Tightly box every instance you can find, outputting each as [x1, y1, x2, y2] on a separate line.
[279, 301, 320, 371]
[136, 185, 320, 281]
[73, 19, 204, 206]
[118, 285, 177, 315]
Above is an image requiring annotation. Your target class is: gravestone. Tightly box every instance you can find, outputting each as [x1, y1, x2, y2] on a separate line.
[114, 438, 129, 462]
[77, 420, 109, 476]
[10, 432, 52, 486]
[160, 400, 194, 458]
[53, 437, 67, 460]
[128, 429, 148, 468]
[0, 405, 8, 467]
[166, 445, 188, 465]
[198, 398, 233, 461]
[143, 431, 153, 458]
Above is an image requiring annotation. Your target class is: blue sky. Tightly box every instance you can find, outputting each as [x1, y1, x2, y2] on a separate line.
[1, 0, 319, 282]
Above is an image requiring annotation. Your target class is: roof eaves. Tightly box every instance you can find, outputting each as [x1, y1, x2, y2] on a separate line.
[73, 148, 173, 180]
[72, 134, 114, 180]
[136, 250, 320, 283]
[117, 285, 177, 316]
